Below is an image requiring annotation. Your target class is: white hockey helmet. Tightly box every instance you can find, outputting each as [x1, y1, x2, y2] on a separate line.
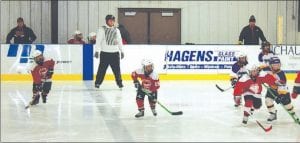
[141, 59, 153, 67]
[141, 59, 154, 75]
[247, 64, 259, 71]
[236, 52, 247, 58]
[32, 50, 42, 58]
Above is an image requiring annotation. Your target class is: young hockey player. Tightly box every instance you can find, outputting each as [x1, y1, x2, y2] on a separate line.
[291, 72, 300, 99]
[258, 41, 274, 71]
[234, 64, 277, 125]
[28, 50, 55, 106]
[230, 52, 248, 107]
[131, 59, 160, 118]
[265, 57, 299, 123]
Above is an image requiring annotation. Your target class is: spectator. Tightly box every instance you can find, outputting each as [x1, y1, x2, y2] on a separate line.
[67, 30, 86, 44]
[94, 14, 124, 89]
[238, 15, 267, 45]
[88, 32, 96, 44]
[6, 17, 37, 44]
[118, 24, 131, 44]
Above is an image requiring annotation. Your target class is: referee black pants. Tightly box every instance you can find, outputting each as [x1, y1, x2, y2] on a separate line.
[95, 51, 122, 86]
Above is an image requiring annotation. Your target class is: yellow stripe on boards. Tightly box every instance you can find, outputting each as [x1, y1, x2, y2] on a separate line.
[1, 73, 297, 81]
[1, 74, 82, 81]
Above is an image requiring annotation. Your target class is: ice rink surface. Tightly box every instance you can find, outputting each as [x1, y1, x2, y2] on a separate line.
[1, 80, 300, 142]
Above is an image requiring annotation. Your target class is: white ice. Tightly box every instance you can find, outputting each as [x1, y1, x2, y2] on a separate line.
[1, 80, 300, 142]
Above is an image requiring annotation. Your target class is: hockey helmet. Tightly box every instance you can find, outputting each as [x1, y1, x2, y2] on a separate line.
[247, 64, 260, 78]
[236, 52, 247, 58]
[32, 50, 44, 65]
[141, 59, 154, 76]
[32, 50, 42, 58]
[269, 57, 281, 65]
[261, 41, 271, 49]
[269, 56, 281, 71]
[141, 59, 153, 67]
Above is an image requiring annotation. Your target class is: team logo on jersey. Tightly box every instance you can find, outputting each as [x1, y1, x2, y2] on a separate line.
[38, 68, 48, 76]
[249, 84, 260, 94]
[7, 44, 45, 63]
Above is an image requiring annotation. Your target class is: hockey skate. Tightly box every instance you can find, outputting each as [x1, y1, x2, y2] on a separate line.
[42, 94, 47, 103]
[267, 110, 277, 123]
[95, 84, 100, 89]
[135, 111, 144, 118]
[151, 109, 157, 116]
[117, 82, 124, 89]
[31, 94, 40, 105]
[242, 116, 249, 126]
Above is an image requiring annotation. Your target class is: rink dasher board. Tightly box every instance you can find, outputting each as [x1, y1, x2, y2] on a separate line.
[1, 44, 299, 81]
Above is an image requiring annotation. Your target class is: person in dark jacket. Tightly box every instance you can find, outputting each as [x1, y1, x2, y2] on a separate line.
[118, 24, 131, 44]
[6, 17, 37, 44]
[238, 15, 267, 45]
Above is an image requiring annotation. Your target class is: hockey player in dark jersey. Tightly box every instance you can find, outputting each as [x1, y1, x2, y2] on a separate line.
[258, 41, 274, 71]
[230, 52, 248, 107]
[264, 57, 299, 123]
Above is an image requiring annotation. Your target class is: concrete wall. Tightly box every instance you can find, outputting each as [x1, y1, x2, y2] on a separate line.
[1, 1, 299, 44]
[1, 0, 51, 43]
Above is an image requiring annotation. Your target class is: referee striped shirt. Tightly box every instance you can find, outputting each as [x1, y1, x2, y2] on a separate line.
[96, 25, 123, 53]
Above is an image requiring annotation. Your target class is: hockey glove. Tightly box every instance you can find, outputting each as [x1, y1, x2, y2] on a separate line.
[291, 86, 300, 99]
[275, 95, 284, 104]
[46, 69, 54, 77]
[121, 52, 124, 59]
[230, 78, 238, 87]
[134, 80, 141, 89]
[94, 52, 99, 59]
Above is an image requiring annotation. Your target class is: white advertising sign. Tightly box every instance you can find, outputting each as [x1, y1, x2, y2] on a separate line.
[1, 44, 83, 74]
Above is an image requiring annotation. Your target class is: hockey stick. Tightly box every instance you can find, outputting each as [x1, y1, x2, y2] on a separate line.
[141, 88, 183, 115]
[25, 95, 39, 109]
[25, 104, 31, 109]
[262, 84, 300, 124]
[215, 84, 234, 92]
[255, 119, 272, 132]
[246, 111, 272, 132]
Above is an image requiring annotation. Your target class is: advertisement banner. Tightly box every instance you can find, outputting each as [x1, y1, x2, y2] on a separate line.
[164, 45, 259, 73]
[93, 45, 299, 75]
[1, 44, 83, 74]
[271, 45, 300, 72]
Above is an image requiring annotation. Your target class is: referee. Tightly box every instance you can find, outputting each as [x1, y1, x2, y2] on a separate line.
[94, 14, 124, 89]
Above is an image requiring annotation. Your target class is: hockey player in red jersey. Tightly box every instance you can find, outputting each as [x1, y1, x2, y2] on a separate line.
[131, 59, 160, 118]
[291, 72, 300, 99]
[265, 57, 299, 123]
[29, 50, 55, 106]
[234, 64, 277, 125]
